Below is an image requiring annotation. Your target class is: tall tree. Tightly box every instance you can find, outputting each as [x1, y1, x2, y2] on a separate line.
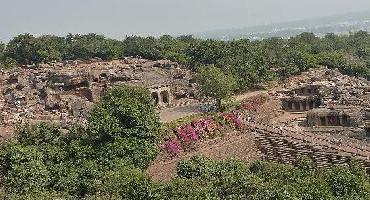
[34, 35, 65, 62]
[196, 65, 236, 110]
[6, 33, 37, 65]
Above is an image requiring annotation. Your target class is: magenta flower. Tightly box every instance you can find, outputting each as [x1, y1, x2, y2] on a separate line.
[164, 138, 182, 155]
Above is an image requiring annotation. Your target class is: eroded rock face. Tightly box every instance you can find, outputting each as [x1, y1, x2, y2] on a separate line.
[279, 67, 370, 137]
[0, 58, 195, 136]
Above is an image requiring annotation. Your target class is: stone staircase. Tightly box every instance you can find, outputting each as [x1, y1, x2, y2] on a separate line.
[295, 116, 307, 126]
[241, 120, 370, 171]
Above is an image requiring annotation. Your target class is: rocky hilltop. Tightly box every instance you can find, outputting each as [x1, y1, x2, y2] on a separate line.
[0, 58, 194, 137]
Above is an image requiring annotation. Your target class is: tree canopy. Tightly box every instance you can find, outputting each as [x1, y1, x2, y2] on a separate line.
[0, 85, 160, 198]
[195, 65, 237, 110]
[1, 31, 369, 84]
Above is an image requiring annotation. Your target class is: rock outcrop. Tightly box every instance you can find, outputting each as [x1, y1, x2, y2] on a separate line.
[0, 58, 195, 136]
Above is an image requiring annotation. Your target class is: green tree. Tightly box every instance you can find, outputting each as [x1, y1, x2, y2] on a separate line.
[186, 39, 228, 67]
[34, 35, 65, 62]
[123, 36, 161, 60]
[87, 85, 160, 168]
[195, 65, 236, 110]
[64, 33, 123, 60]
[0, 42, 5, 63]
[0, 144, 51, 195]
[93, 166, 153, 199]
[87, 85, 160, 142]
[5, 33, 37, 65]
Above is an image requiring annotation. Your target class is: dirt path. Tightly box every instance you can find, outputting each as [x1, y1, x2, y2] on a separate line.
[159, 103, 202, 123]
[159, 90, 268, 122]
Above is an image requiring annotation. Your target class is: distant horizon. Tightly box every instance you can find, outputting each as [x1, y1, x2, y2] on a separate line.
[194, 9, 370, 33]
[1, 0, 370, 42]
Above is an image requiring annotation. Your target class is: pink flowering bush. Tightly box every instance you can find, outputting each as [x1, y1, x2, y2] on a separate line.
[221, 112, 243, 129]
[191, 118, 219, 138]
[163, 96, 267, 156]
[177, 124, 199, 144]
[163, 118, 221, 154]
[191, 120, 206, 136]
[203, 119, 219, 135]
[163, 138, 182, 156]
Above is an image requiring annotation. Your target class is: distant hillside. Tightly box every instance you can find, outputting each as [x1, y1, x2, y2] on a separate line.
[195, 11, 370, 40]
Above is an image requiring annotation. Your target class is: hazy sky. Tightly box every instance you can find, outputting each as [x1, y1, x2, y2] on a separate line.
[1, 0, 370, 41]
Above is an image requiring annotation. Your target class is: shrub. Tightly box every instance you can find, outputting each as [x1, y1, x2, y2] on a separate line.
[95, 166, 153, 199]
[220, 112, 242, 129]
[87, 85, 160, 143]
[16, 123, 64, 146]
[0, 145, 51, 195]
[163, 138, 182, 156]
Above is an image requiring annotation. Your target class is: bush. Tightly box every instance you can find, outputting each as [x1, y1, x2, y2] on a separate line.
[0, 86, 162, 198]
[327, 165, 370, 198]
[16, 123, 64, 146]
[154, 178, 218, 200]
[1, 145, 51, 195]
[171, 156, 370, 199]
[87, 85, 160, 143]
[94, 166, 153, 199]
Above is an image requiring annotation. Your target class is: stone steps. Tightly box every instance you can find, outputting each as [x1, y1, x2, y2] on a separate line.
[245, 121, 370, 171]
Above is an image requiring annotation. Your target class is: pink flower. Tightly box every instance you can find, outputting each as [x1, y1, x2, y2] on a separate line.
[164, 138, 182, 155]
[176, 124, 199, 143]
[221, 112, 242, 129]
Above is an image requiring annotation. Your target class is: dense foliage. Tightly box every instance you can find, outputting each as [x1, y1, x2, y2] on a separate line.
[169, 156, 370, 200]
[0, 85, 160, 199]
[1, 32, 369, 85]
[195, 65, 237, 110]
[0, 92, 369, 199]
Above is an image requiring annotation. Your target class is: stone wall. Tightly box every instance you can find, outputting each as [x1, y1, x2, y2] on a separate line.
[291, 84, 326, 96]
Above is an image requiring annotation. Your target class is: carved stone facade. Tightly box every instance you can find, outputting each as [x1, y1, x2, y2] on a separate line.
[281, 83, 325, 112]
[149, 85, 172, 107]
[306, 108, 363, 127]
[279, 67, 369, 136]
[282, 96, 321, 112]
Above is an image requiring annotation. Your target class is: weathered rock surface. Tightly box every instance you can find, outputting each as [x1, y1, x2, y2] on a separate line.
[0, 58, 195, 136]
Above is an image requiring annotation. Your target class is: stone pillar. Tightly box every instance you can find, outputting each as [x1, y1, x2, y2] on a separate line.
[157, 91, 162, 106]
[299, 102, 304, 111]
[295, 102, 300, 111]
[320, 117, 326, 126]
[287, 101, 292, 111]
[310, 101, 314, 109]
[325, 117, 330, 126]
